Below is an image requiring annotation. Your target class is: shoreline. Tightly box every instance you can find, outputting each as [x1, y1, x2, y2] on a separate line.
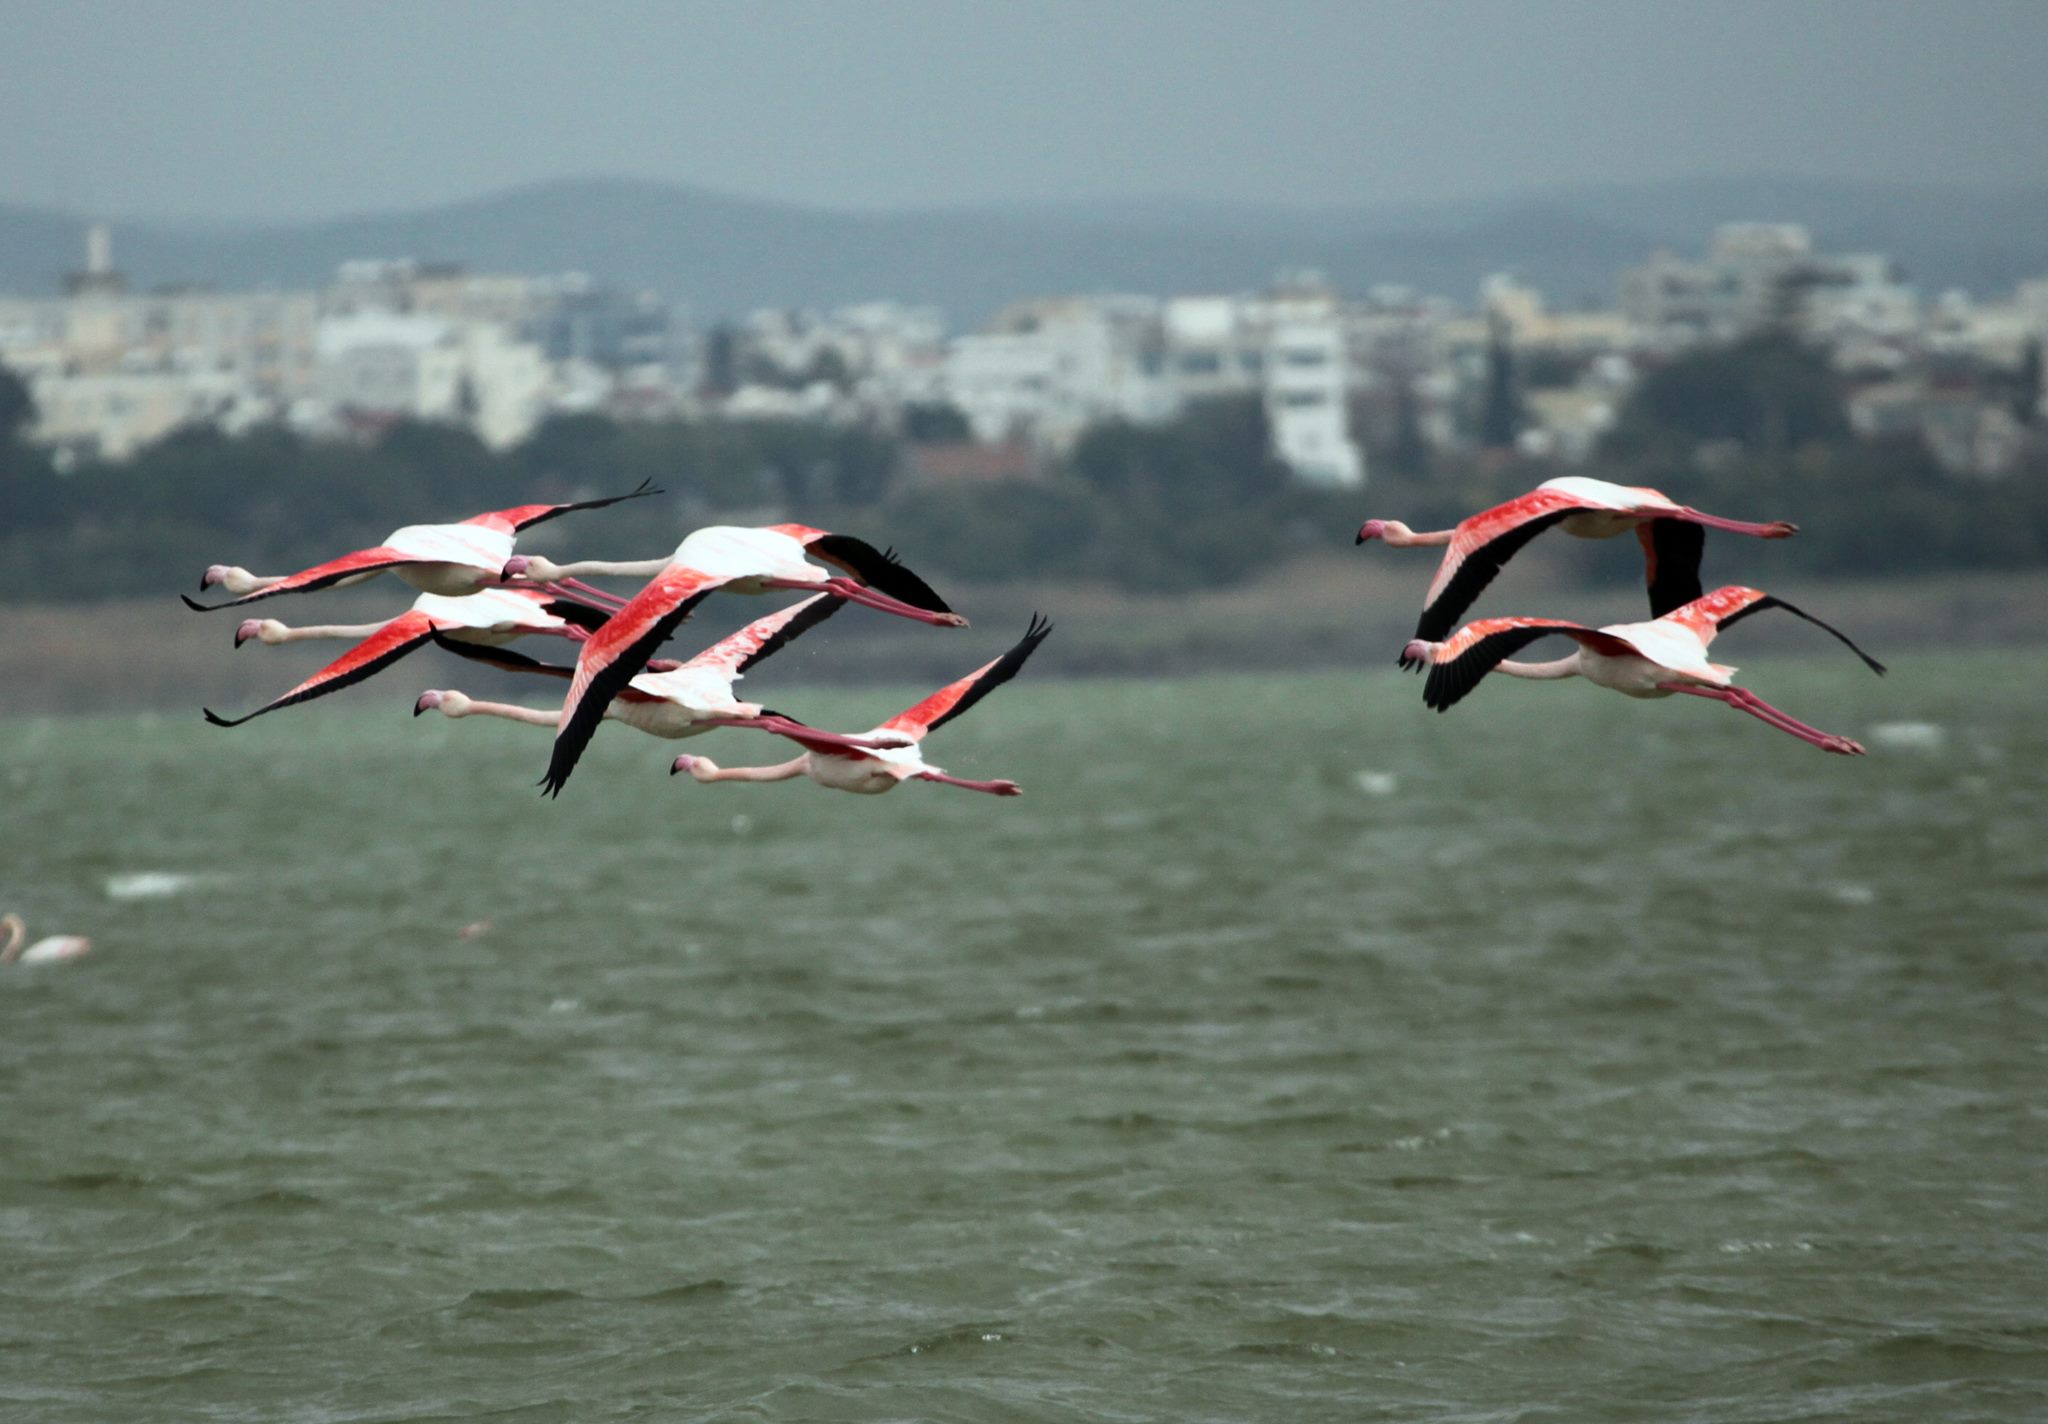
[4, 555, 2041, 716]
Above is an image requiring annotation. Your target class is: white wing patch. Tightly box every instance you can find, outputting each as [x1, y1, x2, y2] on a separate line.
[670, 525, 816, 582]
[385, 522, 516, 569]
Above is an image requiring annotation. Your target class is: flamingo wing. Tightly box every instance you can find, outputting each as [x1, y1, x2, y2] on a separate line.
[204, 611, 436, 726]
[426, 629, 579, 678]
[183, 546, 412, 612]
[1638, 520, 1707, 618]
[1685, 588, 1886, 674]
[806, 534, 955, 614]
[684, 594, 844, 677]
[881, 614, 1053, 741]
[1413, 489, 1592, 645]
[465, 478, 663, 534]
[1418, 616, 1633, 713]
[541, 568, 724, 797]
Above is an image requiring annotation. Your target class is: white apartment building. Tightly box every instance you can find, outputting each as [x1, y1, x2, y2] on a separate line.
[1160, 284, 1365, 487]
[942, 296, 1169, 449]
[314, 312, 549, 449]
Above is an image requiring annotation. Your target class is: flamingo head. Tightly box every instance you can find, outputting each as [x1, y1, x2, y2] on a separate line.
[670, 754, 700, 777]
[1399, 639, 1434, 672]
[414, 689, 470, 717]
[200, 564, 233, 591]
[1355, 519, 1388, 545]
[500, 555, 535, 581]
[233, 618, 278, 648]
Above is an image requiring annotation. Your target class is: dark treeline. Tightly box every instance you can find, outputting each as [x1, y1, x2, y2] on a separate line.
[3, 332, 2046, 606]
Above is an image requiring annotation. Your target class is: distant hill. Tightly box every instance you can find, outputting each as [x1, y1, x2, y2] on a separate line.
[2, 174, 2044, 324]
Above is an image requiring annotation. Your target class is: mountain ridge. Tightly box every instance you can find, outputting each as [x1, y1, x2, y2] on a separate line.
[4, 173, 2044, 324]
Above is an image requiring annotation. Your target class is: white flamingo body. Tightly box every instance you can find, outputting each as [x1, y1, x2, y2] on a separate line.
[1573, 617, 1734, 696]
[668, 526, 826, 591]
[408, 588, 573, 644]
[1, 915, 90, 965]
[378, 523, 517, 595]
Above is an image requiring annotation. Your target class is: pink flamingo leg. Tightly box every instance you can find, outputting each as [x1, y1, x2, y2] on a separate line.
[915, 771, 1022, 796]
[1678, 509, 1798, 538]
[555, 578, 630, 608]
[700, 716, 908, 750]
[802, 577, 968, 627]
[1661, 684, 1864, 755]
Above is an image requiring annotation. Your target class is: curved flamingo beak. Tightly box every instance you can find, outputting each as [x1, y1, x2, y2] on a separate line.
[234, 619, 262, 648]
[1400, 639, 1432, 671]
[413, 690, 444, 717]
[201, 565, 230, 590]
[669, 754, 696, 776]
[501, 556, 533, 581]
[1356, 520, 1386, 545]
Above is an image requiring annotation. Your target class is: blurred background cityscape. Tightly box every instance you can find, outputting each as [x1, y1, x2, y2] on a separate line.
[2, 1, 2044, 698]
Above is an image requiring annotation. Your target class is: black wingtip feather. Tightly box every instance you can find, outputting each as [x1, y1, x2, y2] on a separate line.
[182, 593, 217, 612]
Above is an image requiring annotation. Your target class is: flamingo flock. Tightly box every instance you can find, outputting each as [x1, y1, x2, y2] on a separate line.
[1359, 476, 1884, 754]
[187, 486, 1049, 801]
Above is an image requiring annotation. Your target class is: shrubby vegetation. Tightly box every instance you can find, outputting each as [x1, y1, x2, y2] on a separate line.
[3, 334, 2045, 607]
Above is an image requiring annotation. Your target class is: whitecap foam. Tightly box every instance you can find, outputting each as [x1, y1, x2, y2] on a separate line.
[104, 871, 213, 901]
[1353, 771, 1399, 796]
[1870, 721, 1946, 752]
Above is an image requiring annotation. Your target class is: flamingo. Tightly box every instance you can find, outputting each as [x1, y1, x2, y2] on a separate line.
[1, 914, 91, 965]
[1356, 476, 1799, 656]
[671, 614, 1051, 796]
[505, 522, 961, 625]
[1400, 585, 1884, 755]
[181, 481, 659, 612]
[413, 594, 894, 753]
[202, 587, 610, 727]
[534, 526, 967, 798]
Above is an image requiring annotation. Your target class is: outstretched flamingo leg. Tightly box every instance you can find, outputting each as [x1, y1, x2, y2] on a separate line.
[541, 578, 630, 609]
[914, 771, 1022, 796]
[817, 579, 969, 628]
[1661, 683, 1863, 755]
[698, 715, 910, 750]
[1679, 510, 1798, 538]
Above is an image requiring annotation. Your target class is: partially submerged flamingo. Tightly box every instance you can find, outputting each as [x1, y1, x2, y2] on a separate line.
[535, 526, 966, 797]
[203, 587, 608, 727]
[671, 614, 1051, 796]
[1357, 476, 1798, 654]
[182, 482, 659, 612]
[1401, 585, 1884, 755]
[2, 914, 90, 965]
[413, 594, 892, 753]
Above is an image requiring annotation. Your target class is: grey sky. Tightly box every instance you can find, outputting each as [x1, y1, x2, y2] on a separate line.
[5, 0, 2043, 222]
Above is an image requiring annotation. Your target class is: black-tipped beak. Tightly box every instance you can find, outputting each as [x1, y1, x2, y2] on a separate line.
[1355, 529, 1368, 545]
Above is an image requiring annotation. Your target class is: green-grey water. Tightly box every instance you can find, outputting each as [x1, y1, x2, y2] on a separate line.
[3, 655, 2044, 1421]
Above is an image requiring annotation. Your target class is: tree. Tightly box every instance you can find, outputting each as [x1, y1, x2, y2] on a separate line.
[700, 323, 739, 398]
[901, 401, 972, 444]
[1604, 331, 1848, 458]
[0, 361, 33, 447]
[1478, 314, 1523, 452]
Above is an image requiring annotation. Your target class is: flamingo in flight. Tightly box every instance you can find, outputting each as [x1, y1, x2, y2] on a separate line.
[201, 587, 613, 727]
[672, 614, 1051, 797]
[182, 481, 659, 613]
[534, 525, 967, 797]
[2, 914, 90, 965]
[1356, 476, 1799, 657]
[412, 593, 893, 753]
[1401, 585, 1884, 755]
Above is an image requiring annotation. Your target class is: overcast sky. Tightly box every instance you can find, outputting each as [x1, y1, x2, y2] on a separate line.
[4, 0, 2042, 223]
